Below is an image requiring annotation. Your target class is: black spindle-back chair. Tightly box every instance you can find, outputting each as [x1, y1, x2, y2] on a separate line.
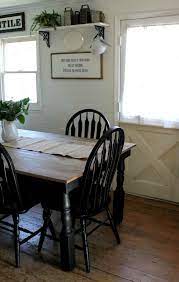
[65, 109, 110, 139]
[38, 126, 125, 272]
[0, 144, 23, 213]
[0, 143, 43, 267]
[77, 126, 124, 272]
[80, 126, 124, 217]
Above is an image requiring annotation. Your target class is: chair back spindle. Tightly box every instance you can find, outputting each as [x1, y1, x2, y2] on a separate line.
[80, 126, 125, 217]
[66, 109, 110, 139]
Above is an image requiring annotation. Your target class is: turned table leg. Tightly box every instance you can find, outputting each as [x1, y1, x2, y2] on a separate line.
[113, 151, 131, 225]
[60, 192, 75, 271]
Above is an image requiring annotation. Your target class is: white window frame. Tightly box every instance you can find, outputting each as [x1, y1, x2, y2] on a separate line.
[119, 14, 179, 127]
[0, 35, 41, 111]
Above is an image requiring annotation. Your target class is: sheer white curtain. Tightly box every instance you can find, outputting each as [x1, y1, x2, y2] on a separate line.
[120, 22, 179, 128]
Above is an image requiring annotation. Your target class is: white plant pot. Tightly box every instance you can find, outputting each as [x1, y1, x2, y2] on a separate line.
[1, 120, 18, 142]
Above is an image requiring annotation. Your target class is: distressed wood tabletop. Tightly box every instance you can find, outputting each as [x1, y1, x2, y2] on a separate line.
[1, 129, 136, 184]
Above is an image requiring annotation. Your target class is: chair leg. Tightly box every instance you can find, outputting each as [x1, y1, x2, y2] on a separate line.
[48, 218, 57, 240]
[106, 207, 120, 244]
[80, 218, 90, 273]
[72, 215, 76, 228]
[12, 214, 20, 267]
[38, 208, 51, 252]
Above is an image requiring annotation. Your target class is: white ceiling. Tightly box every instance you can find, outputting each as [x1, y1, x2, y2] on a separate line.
[0, 0, 46, 8]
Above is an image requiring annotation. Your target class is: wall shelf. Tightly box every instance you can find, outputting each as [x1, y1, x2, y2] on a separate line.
[39, 22, 109, 48]
[39, 22, 109, 32]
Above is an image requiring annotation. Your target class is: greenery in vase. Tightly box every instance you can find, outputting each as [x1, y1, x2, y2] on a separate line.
[30, 10, 61, 32]
[0, 98, 30, 124]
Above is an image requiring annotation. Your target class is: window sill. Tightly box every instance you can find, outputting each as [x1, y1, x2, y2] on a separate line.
[118, 120, 179, 132]
[29, 103, 41, 112]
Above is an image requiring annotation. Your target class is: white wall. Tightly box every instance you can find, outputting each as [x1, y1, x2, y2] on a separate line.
[0, 0, 46, 8]
[93, 0, 179, 14]
[0, 0, 114, 133]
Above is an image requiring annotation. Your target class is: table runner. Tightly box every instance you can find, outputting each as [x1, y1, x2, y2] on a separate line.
[3, 135, 132, 160]
[3, 136, 96, 159]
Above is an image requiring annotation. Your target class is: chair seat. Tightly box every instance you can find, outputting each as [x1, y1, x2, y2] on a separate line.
[41, 187, 111, 219]
[17, 174, 42, 211]
[41, 188, 80, 212]
[0, 143, 44, 267]
[0, 204, 19, 214]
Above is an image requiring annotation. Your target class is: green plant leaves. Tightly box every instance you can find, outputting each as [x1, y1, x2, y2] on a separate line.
[0, 98, 30, 124]
[17, 114, 25, 124]
[30, 10, 61, 32]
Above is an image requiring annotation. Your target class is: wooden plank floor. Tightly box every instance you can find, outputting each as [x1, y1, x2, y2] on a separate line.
[0, 195, 179, 281]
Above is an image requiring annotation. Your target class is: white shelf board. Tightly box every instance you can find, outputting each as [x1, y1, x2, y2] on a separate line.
[39, 22, 109, 32]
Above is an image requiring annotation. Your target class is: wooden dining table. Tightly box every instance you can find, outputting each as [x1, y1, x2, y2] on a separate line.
[1, 129, 135, 271]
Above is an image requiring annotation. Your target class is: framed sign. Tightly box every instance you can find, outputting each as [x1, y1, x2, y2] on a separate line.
[51, 52, 103, 79]
[0, 12, 25, 33]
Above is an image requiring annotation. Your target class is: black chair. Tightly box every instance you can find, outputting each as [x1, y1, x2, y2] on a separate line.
[38, 126, 125, 272]
[0, 143, 44, 267]
[65, 109, 110, 139]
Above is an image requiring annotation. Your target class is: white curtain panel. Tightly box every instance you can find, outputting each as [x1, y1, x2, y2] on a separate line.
[121, 24, 179, 128]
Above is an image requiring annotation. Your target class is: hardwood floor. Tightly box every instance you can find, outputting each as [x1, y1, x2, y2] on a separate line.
[0, 195, 179, 281]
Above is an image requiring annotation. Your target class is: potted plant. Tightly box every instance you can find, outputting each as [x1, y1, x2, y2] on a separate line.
[30, 10, 61, 32]
[0, 98, 30, 142]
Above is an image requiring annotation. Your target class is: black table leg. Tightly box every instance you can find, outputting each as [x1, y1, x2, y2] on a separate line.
[60, 192, 75, 271]
[113, 151, 131, 225]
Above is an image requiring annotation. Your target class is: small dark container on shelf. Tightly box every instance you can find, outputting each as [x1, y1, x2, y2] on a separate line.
[64, 7, 74, 26]
[73, 11, 80, 25]
[91, 10, 105, 23]
[80, 4, 91, 24]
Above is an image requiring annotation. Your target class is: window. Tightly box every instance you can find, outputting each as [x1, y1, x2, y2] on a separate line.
[120, 16, 179, 128]
[0, 36, 40, 109]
